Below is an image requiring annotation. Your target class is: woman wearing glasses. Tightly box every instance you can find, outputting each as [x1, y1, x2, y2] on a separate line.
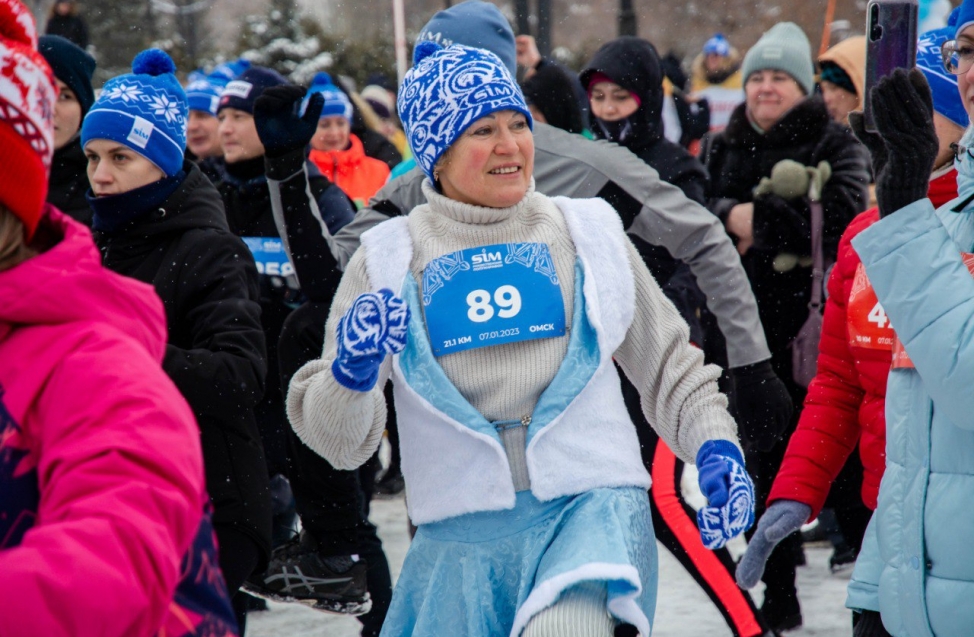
[805, 3, 974, 635]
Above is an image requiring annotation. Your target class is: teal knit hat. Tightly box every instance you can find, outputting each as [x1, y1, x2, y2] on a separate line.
[742, 22, 815, 95]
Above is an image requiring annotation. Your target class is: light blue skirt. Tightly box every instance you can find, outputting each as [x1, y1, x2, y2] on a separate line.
[379, 486, 658, 637]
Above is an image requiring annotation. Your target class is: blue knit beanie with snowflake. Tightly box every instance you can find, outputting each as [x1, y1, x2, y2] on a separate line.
[185, 73, 226, 117]
[81, 49, 187, 177]
[398, 41, 532, 183]
[304, 72, 353, 121]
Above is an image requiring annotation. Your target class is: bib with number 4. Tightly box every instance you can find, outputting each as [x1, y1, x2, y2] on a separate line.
[847, 263, 895, 351]
[422, 242, 566, 356]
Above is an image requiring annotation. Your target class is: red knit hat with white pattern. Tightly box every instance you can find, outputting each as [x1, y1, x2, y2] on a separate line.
[0, 0, 57, 239]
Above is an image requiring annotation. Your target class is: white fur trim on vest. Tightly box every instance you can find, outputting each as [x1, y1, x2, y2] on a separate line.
[551, 196, 635, 355]
[360, 197, 650, 525]
[361, 216, 412, 293]
[526, 197, 647, 502]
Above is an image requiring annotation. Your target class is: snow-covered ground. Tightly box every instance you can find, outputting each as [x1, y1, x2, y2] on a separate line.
[248, 466, 854, 637]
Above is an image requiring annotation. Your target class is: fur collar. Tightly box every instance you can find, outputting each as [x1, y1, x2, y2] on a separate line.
[722, 95, 831, 148]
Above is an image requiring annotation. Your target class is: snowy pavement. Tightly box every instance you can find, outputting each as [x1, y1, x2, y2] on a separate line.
[246, 498, 852, 637]
[246, 490, 854, 637]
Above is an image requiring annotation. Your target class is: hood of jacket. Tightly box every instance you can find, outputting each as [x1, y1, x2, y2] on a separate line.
[818, 35, 866, 108]
[580, 36, 665, 151]
[0, 206, 167, 360]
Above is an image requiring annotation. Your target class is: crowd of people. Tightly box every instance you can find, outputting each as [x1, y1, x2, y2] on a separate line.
[2, 0, 973, 636]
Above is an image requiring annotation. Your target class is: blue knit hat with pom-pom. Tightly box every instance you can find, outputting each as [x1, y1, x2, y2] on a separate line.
[304, 72, 353, 121]
[397, 41, 532, 183]
[81, 49, 187, 176]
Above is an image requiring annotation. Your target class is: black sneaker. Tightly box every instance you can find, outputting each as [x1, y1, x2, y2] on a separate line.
[243, 531, 372, 616]
[373, 468, 405, 499]
[829, 544, 859, 573]
[761, 594, 802, 633]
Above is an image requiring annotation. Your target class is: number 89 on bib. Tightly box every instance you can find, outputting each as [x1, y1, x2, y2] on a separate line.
[422, 242, 567, 356]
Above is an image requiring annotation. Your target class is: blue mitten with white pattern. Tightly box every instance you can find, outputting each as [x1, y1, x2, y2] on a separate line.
[332, 288, 410, 392]
[696, 440, 756, 549]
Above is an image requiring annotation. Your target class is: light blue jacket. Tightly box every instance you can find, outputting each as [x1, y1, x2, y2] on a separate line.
[846, 134, 974, 637]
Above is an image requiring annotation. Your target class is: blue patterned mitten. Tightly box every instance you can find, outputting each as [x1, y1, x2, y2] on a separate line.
[332, 289, 410, 392]
[696, 440, 756, 549]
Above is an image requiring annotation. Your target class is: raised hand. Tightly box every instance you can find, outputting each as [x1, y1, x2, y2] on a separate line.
[253, 84, 324, 158]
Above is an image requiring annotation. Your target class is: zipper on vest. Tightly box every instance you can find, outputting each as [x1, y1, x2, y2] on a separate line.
[493, 415, 531, 432]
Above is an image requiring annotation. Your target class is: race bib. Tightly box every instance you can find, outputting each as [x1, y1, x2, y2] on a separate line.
[890, 252, 974, 370]
[242, 237, 295, 277]
[847, 263, 895, 351]
[422, 242, 566, 356]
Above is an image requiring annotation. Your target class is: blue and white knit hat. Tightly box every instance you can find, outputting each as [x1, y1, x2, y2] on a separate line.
[703, 33, 731, 57]
[955, 0, 974, 36]
[416, 0, 517, 76]
[916, 26, 969, 128]
[185, 72, 227, 117]
[398, 41, 532, 183]
[210, 58, 251, 84]
[304, 72, 353, 121]
[81, 49, 186, 177]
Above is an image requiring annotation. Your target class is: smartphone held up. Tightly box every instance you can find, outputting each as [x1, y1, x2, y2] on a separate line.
[863, 0, 919, 131]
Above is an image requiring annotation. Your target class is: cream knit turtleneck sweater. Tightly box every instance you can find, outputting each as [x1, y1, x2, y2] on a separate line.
[288, 179, 738, 487]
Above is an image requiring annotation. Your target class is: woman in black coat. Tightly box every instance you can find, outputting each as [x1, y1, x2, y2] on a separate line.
[580, 36, 710, 344]
[700, 22, 870, 632]
[81, 50, 271, 629]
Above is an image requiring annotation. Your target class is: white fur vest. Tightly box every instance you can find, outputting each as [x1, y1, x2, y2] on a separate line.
[360, 196, 650, 525]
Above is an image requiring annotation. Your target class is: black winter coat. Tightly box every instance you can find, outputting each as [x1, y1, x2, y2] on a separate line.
[95, 163, 272, 564]
[47, 137, 92, 226]
[581, 36, 710, 344]
[215, 159, 353, 474]
[702, 97, 870, 363]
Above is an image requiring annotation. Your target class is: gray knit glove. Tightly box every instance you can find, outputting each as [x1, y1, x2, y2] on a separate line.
[735, 499, 811, 588]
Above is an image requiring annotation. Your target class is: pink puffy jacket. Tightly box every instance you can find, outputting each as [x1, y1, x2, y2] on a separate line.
[0, 208, 237, 636]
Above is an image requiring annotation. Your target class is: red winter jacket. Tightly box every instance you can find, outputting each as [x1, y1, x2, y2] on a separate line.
[768, 169, 958, 518]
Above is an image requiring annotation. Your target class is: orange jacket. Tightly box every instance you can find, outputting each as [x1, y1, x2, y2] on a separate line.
[309, 134, 391, 208]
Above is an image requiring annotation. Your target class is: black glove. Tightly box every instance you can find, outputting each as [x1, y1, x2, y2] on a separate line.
[852, 610, 893, 637]
[848, 111, 888, 179]
[253, 85, 324, 159]
[728, 360, 794, 452]
[862, 68, 939, 218]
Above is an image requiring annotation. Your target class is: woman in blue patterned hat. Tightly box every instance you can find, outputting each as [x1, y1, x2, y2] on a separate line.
[287, 41, 754, 637]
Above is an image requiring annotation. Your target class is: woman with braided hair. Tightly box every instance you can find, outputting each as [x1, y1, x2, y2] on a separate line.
[288, 40, 755, 637]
